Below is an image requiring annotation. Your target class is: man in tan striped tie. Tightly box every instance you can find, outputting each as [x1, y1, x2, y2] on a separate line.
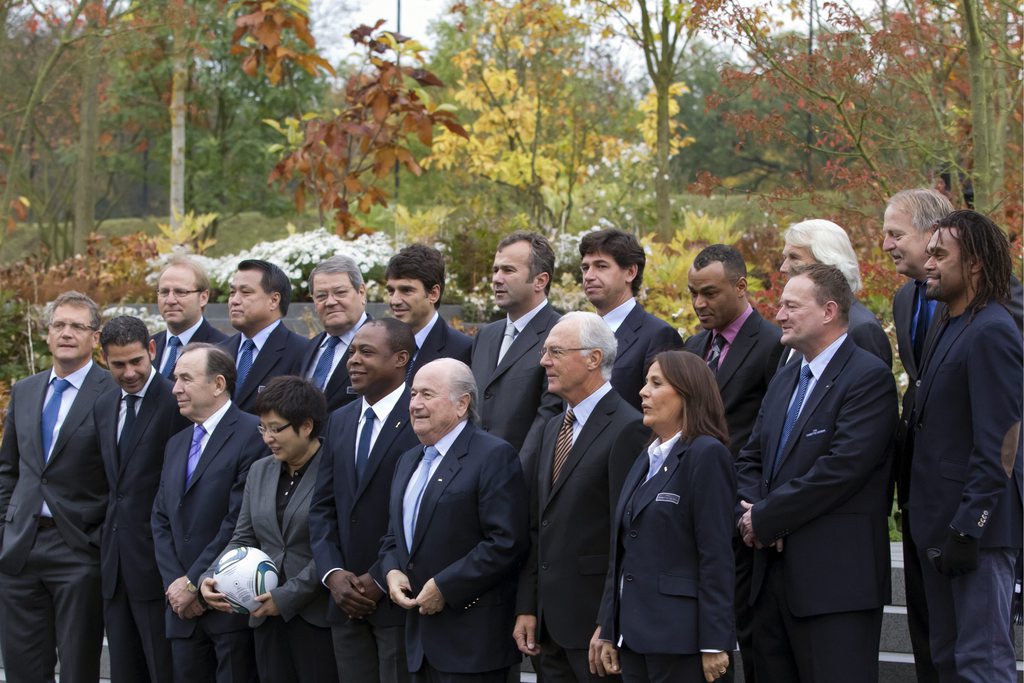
[513, 312, 650, 682]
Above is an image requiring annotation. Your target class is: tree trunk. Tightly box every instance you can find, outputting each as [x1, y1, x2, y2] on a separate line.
[169, 48, 188, 229]
[654, 79, 672, 236]
[74, 27, 102, 255]
[960, 0, 996, 214]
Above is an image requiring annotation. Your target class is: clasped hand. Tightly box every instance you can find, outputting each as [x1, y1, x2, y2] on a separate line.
[386, 570, 445, 615]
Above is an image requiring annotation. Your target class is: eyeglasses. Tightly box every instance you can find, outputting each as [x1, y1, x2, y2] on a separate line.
[257, 423, 292, 436]
[48, 321, 96, 334]
[157, 288, 203, 299]
[540, 346, 595, 360]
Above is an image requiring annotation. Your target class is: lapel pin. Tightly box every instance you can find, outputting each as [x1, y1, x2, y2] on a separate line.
[395, 421, 402, 428]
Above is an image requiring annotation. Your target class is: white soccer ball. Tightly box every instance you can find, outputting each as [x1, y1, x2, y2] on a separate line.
[211, 546, 280, 614]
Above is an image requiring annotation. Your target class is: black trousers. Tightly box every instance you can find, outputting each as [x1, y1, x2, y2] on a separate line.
[104, 578, 173, 683]
[254, 616, 336, 683]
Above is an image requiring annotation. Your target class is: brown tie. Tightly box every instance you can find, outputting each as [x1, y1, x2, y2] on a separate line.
[551, 408, 576, 485]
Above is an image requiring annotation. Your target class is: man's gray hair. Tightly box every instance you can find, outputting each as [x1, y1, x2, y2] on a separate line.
[46, 291, 101, 330]
[886, 188, 954, 233]
[559, 311, 617, 380]
[309, 254, 365, 290]
[784, 219, 861, 293]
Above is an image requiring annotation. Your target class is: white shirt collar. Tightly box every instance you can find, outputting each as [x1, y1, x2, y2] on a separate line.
[167, 317, 205, 345]
[601, 297, 637, 332]
[325, 312, 367, 347]
[430, 418, 468, 457]
[413, 312, 440, 350]
[121, 367, 157, 400]
[571, 381, 613, 427]
[242, 319, 281, 352]
[49, 360, 93, 390]
[197, 399, 232, 433]
[508, 299, 548, 333]
[801, 332, 848, 381]
[361, 382, 406, 423]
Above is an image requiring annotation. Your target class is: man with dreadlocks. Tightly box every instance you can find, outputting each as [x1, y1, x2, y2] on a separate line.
[907, 209, 1023, 683]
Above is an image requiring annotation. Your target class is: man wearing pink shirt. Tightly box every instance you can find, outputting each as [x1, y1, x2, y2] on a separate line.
[683, 244, 784, 683]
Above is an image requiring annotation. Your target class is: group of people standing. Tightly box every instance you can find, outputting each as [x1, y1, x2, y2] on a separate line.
[0, 187, 1019, 683]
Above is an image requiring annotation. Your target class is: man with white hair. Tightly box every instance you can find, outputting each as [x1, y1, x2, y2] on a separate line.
[514, 312, 648, 682]
[375, 359, 530, 683]
[780, 219, 892, 368]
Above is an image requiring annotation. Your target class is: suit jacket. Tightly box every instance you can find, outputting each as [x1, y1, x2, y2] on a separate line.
[471, 303, 562, 474]
[374, 423, 529, 674]
[95, 373, 189, 601]
[907, 304, 1023, 551]
[205, 451, 330, 629]
[683, 309, 784, 456]
[0, 364, 114, 574]
[151, 403, 265, 637]
[516, 390, 648, 649]
[736, 338, 897, 617]
[612, 304, 684, 411]
[219, 322, 309, 414]
[408, 315, 473, 380]
[778, 299, 892, 370]
[308, 393, 419, 626]
[152, 318, 228, 374]
[598, 435, 735, 654]
[893, 276, 1024, 507]
[299, 315, 373, 412]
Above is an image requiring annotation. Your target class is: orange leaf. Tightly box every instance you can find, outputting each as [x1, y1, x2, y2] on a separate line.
[372, 93, 389, 123]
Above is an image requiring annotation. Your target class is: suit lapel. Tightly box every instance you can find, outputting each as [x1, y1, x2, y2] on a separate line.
[489, 305, 552, 384]
[915, 314, 964, 418]
[630, 440, 687, 519]
[47, 366, 104, 468]
[894, 283, 917, 377]
[716, 312, 759, 389]
[300, 331, 325, 377]
[546, 393, 615, 505]
[391, 448, 420, 556]
[236, 324, 289, 407]
[185, 406, 238, 494]
[410, 425, 469, 556]
[282, 449, 320, 538]
[354, 395, 411, 500]
[614, 306, 643, 359]
[118, 376, 166, 476]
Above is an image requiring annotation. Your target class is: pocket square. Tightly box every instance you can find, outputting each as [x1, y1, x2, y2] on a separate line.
[656, 492, 680, 504]
[804, 427, 827, 438]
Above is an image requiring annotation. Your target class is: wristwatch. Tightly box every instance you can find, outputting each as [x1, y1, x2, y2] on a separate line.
[185, 578, 198, 593]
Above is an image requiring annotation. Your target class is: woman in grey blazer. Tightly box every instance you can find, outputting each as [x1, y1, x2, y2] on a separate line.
[201, 376, 335, 683]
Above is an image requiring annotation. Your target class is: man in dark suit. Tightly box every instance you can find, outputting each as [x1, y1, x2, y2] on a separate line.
[151, 343, 265, 683]
[736, 264, 898, 683]
[301, 255, 371, 411]
[471, 231, 562, 475]
[375, 359, 529, 683]
[0, 291, 114, 683]
[309, 318, 419, 683]
[153, 255, 228, 377]
[880, 188, 955, 683]
[907, 211, 1023, 683]
[779, 219, 892, 368]
[683, 244, 783, 683]
[96, 316, 189, 683]
[219, 259, 309, 414]
[514, 312, 648, 682]
[579, 229, 683, 411]
[385, 244, 472, 379]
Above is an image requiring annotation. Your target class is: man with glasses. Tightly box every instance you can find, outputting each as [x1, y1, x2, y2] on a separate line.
[515, 312, 648, 682]
[300, 255, 371, 411]
[153, 255, 228, 378]
[0, 291, 115, 683]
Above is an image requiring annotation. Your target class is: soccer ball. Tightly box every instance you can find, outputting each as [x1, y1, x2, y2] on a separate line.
[211, 546, 280, 614]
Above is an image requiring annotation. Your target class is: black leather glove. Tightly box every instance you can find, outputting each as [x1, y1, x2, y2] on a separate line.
[1012, 579, 1022, 626]
[927, 528, 979, 578]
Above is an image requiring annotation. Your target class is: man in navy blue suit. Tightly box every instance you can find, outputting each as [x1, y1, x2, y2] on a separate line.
[219, 259, 308, 414]
[578, 229, 683, 411]
[386, 245, 472, 379]
[908, 211, 1022, 683]
[375, 359, 529, 683]
[736, 264, 897, 683]
[152, 343, 265, 683]
[96, 316, 189, 683]
[309, 318, 419, 683]
[153, 256, 228, 377]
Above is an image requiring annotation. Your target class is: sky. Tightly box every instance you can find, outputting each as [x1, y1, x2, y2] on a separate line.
[312, 0, 453, 63]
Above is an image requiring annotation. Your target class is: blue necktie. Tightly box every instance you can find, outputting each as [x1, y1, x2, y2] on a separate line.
[355, 407, 375, 484]
[404, 445, 441, 550]
[41, 378, 72, 462]
[162, 336, 181, 378]
[236, 339, 256, 389]
[405, 346, 420, 384]
[311, 336, 341, 390]
[185, 424, 207, 487]
[772, 364, 813, 479]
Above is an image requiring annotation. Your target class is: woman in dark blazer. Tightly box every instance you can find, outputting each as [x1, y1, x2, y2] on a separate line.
[591, 350, 736, 683]
[201, 376, 335, 683]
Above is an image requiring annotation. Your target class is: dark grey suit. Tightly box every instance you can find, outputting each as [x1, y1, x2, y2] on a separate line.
[0, 363, 114, 683]
[517, 389, 648, 681]
[471, 303, 562, 478]
[219, 323, 309, 414]
[611, 304, 684, 411]
[206, 451, 335, 683]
